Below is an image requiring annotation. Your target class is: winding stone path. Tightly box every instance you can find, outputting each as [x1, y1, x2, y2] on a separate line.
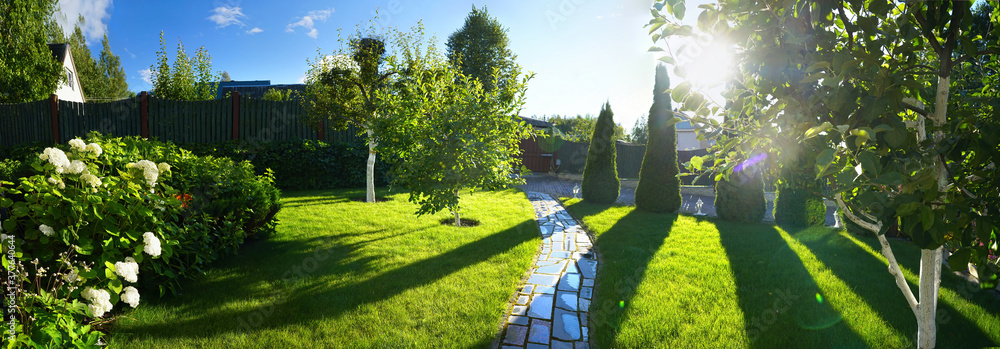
[499, 192, 597, 349]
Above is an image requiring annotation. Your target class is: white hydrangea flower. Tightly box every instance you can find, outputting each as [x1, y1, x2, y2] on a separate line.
[63, 268, 81, 284]
[157, 162, 171, 173]
[47, 177, 57, 185]
[120, 286, 140, 308]
[114, 257, 139, 283]
[85, 143, 102, 156]
[143, 232, 162, 257]
[39, 224, 55, 237]
[68, 138, 87, 152]
[127, 160, 159, 187]
[82, 287, 113, 318]
[324, 54, 361, 73]
[67, 160, 86, 174]
[42, 148, 70, 172]
[80, 173, 102, 188]
[0, 234, 7, 241]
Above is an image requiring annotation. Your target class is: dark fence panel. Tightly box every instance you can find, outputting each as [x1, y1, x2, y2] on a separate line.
[0, 99, 52, 147]
[555, 140, 715, 185]
[240, 97, 315, 142]
[616, 143, 645, 178]
[148, 97, 230, 144]
[59, 98, 142, 140]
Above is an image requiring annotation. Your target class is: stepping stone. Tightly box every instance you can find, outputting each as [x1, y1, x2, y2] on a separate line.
[512, 305, 527, 316]
[558, 273, 581, 292]
[527, 343, 549, 349]
[540, 225, 554, 236]
[553, 308, 582, 341]
[576, 234, 591, 244]
[536, 260, 559, 267]
[527, 294, 554, 319]
[551, 340, 575, 349]
[578, 260, 598, 279]
[576, 341, 590, 349]
[528, 273, 559, 286]
[565, 261, 579, 274]
[521, 285, 535, 294]
[581, 286, 592, 300]
[579, 312, 587, 327]
[579, 298, 590, 311]
[551, 251, 572, 259]
[556, 291, 578, 311]
[503, 324, 528, 345]
[583, 279, 594, 287]
[551, 233, 565, 241]
[509, 315, 529, 326]
[527, 319, 551, 344]
[517, 295, 530, 305]
[536, 261, 567, 274]
[534, 285, 556, 294]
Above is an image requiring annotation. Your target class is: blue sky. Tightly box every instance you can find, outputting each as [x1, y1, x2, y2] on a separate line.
[56, 0, 714, 132]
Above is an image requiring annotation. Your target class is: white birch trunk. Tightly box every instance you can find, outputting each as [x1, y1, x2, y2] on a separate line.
[453, 190, 461, 227]
[366, 126, 376, 203]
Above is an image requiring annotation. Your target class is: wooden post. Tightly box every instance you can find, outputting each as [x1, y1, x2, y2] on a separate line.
[140, 91, 149, 139]
[318, 119, 325, 141]
[49, 94, 60, 144]
[232, 91, 240, 140]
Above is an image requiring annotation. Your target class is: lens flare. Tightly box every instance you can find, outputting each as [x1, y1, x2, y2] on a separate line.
[733, 153, 767, 174]
[816, 293, 823, 304]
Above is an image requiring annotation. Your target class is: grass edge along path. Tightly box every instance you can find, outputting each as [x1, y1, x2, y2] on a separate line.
[107, 188, 539, 348]
[560, 198, 1000, 349]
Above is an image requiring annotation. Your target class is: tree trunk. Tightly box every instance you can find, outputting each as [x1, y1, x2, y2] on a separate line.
[366, 126, 376, 203]
[914, 74, 951, 349]
[453, 190, 461, 227]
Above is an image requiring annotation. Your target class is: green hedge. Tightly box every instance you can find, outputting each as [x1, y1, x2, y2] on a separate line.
[179, 139, 392, 190]
[635, 64, 682, 213]
[714, 171, 766, 224]
[774, 187, 826, 227]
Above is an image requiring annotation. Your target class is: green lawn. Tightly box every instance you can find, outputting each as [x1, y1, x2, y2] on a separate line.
[107, 188, 539, 348]
[562, 198, 1000, 349]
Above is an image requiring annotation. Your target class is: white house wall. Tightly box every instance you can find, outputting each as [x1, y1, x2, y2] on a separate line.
[54, 47, 85, 102]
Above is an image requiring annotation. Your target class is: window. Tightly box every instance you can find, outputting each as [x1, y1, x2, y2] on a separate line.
[66, 68, 74, 91]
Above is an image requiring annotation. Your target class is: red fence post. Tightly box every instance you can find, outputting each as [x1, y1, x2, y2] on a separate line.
[140, 91, 149, 139]
[232, 91, 240, 140]
[49, 94, 60, 144]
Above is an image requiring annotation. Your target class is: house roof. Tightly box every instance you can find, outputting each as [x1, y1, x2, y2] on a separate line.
[47, 43, 69, 63]
[673, 111, 696, 130]
[518, 116, 553, 128]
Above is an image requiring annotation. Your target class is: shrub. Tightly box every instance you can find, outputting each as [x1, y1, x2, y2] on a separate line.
[774, 186, 826, 227]
[635, 64, 682, 212]
[714, 171, 765, 224]
[1, 133, 283, 346]
[581, 102, 620, 204]
[180, 139, 392, 190]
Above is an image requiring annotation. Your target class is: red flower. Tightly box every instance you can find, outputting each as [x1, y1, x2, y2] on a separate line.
[174, 193, 193, 209]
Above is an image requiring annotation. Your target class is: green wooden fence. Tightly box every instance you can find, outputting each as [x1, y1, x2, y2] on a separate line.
[0, 93, 363, 148]
[59, 98, 142, 141]
[0, 99, 53, 147]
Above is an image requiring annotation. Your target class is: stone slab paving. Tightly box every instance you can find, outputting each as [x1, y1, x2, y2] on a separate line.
[499, 191, 596, 349]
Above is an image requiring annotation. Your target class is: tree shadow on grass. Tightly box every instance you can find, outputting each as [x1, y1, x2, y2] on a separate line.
[561, 203, 676, 346]
[717, 221, 868, 349]
[788, 227, 1000, 348]
[111, 218, 538, 344]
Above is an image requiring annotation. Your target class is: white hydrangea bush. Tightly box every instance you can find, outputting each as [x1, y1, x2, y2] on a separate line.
[0, 136, 180, 344]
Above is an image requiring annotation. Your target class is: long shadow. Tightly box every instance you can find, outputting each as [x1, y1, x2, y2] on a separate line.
[717, 221, 868, 348]
[561, 200, 676, 346]
[790, 227, 999, 347]
[112, 218, 538, 343]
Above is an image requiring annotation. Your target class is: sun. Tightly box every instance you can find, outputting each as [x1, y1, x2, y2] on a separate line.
[676, 39, 733, 88]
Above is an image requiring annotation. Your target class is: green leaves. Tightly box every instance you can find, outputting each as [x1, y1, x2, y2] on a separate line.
[804, 122, 833, 140]
[689, 155, 704, 171]
[671, 81, 692, 103]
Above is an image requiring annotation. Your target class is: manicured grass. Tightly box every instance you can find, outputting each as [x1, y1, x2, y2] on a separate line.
[108, 188, 539, 348]
[562, 198, 1000, 349]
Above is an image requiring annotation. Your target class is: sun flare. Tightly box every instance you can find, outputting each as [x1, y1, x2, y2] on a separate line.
[676, 39, 733, 88]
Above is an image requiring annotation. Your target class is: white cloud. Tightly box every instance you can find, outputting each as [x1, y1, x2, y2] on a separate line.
[53, 0, 113, 44]
[286, 8, 333, 39]
[208, 6, 247, 28]
[139, 69, 152, 84]
[123, 47, 136, 59]
[297, 74, 307, 84]
[247, 27, 263, 35]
